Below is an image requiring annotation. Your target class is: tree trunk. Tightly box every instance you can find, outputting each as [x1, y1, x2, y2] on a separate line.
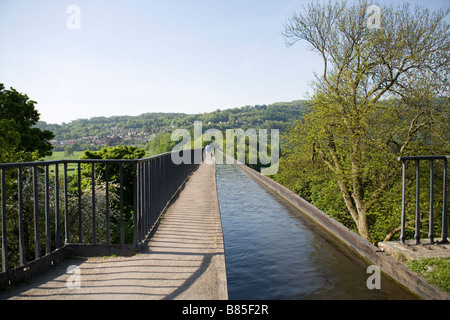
[357, 208, 370, 241]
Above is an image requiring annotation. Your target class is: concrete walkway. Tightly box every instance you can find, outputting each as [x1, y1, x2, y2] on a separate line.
[0, 162, 228, 300]
[379, 239, 450, 260]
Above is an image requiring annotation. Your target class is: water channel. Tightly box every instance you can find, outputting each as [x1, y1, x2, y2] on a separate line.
[215, 164, 416, 300]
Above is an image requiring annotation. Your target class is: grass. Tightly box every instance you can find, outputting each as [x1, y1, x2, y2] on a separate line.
[43, 151, 85, 176]
[43, 149, 151, 177]
[407, 258, 450, 292]
[44, 151, 84, 161]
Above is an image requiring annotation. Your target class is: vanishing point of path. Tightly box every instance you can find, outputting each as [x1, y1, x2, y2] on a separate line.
[0, 162, 228, 300]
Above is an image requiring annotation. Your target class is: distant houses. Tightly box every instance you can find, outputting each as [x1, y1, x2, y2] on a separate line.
[50, 128, 155, 151]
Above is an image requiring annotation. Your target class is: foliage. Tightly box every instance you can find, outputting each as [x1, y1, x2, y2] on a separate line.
[35, 100, 308, 152]
[81, 145, 146, 161]
[0, 83, 57, 269]
[278, 0, 450, 243]
[0, 83, 54, 162]
[66, 177, 121, 245]
[146, 132, 179, 156]
[79, 146, 145, 243]
[407, 258, 450, 292]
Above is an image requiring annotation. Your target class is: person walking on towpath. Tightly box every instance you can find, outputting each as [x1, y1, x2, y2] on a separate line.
[205, 144, 214, 163]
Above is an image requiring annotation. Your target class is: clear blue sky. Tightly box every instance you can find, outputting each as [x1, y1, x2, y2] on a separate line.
[0, 0, 448, 124]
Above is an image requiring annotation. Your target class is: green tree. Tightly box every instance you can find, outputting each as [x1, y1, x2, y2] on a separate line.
[80, 145, 145, 243]
[281, 1, 449, 242]
[146, 132, 179, 156]
[64, 145, 74, 157]
[0, 83, 54, 162]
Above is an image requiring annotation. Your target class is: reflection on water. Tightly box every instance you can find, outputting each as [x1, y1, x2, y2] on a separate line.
[216, 164, 415, 300]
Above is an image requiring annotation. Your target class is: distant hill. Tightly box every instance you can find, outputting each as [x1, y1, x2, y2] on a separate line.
[36, 100, 309, 152]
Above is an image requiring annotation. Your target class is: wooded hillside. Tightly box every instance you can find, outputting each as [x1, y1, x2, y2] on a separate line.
[36, 100, 308, 152]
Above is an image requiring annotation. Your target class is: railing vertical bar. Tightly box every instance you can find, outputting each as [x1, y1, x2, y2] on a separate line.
[158, 158, 165, 214]
[171, 151, 175, 199]
[17, 168, 26, 266]
[429, 160, 434, 244]
[171, 153, 175, 199]
[91, 163, 96, 245]
[163, 155, 167, 208]
[142, 161, 146, 241]
[155, 158, 160, 215]
[146, 161, 149, 238]
[155, 159, 158, 227]
[64, 163, 69, 244]
[1, 168, 8, 273]
[442, 158, 448, 243]
[149, 160, 153, 235]
[54, 164, 61, 249]
[45, 166, 51, 255]
[78, 163, 82, 243]
[119, 163, 124, 245]
[153, 158, 158, 217]
[145, 161, 153, 233]
[105, 163, 110, 246]
[136, 162, 141, 243]
[133, 162, 138, 245]
[400, 160, 406, 243]
[137, 162, 141, 244]
[152, 159, 156, 229]
[140, 162, 145, 243]
[33, 166, 40, 259]
[414, 160, 421, 245]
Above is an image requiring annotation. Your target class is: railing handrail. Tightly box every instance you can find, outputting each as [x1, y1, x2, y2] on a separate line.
[398, 155, 448, 245]
[0, 149, 190, 169]
[398, 155, 449, 161]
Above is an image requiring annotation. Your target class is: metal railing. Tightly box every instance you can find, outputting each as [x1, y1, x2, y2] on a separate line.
[0, 149, 202, 285]
[398, 155, 448, 244]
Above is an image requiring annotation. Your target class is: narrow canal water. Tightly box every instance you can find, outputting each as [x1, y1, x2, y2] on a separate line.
[216, 164, 416, 300]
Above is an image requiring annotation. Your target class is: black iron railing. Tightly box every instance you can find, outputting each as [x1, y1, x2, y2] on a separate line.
[398, 155, 448, 244]
[0, 149, 201, 285]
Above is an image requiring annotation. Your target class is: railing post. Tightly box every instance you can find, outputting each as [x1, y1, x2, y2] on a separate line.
[64, 163, 69, 244]
[33, 166, 41, 259]
[144, 161, 149, 242]
[141, 161, 145, 244]
[429, 160, 434, 244]
[78, 163, 82, 243]
[442, 158, 448, 243]
[119, 163, 124, 245]
[151, 158, 156, 233]
[45, 166, 51, 255]
[91, 163, 96, 245]
[1, 168, 8, 273]
[55, 164, 61, 249]
[414, 160, 421, 245]
[105, 163, 110, 246]
[157, 157, 162, 215]
[133, 162, 138, 246]
[17, 168, 26, 266]
[400, 159, 406, 243]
